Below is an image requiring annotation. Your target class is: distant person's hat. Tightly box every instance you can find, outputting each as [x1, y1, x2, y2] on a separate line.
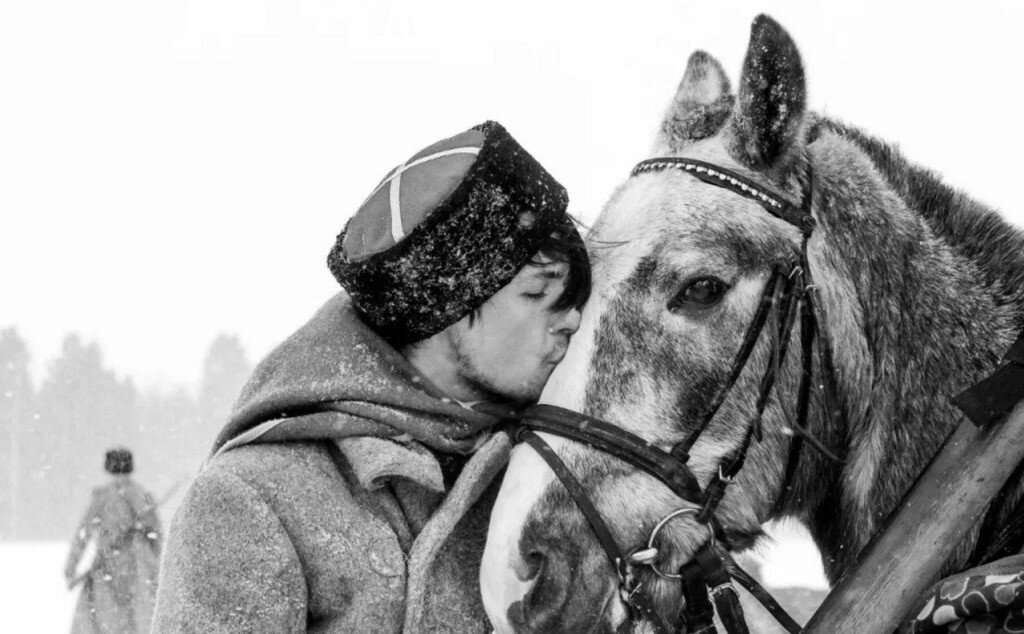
[327, 120, 579, 345]
[105, 447, 133, 474]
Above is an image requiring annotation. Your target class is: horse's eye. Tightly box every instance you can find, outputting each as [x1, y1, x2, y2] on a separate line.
[668, 277, 730, 312]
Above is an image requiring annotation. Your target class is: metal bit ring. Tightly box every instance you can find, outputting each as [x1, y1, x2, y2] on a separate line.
[644, 507, 716, 580]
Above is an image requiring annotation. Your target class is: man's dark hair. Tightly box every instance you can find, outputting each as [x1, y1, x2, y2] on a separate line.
[467, 220, 592, 326]
[531, 222, 592, 311]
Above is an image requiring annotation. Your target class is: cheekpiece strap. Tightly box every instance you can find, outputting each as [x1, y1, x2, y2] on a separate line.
[631, 157, 815, 236]
[517, 429, 628, 577]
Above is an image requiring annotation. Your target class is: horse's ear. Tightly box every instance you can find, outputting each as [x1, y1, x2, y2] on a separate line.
[727, 15, 807, 172]
[652, 51, 733, 154]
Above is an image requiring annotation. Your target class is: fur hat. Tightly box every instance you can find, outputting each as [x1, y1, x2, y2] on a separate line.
[327, 121, 577, 345]
[105, 447, 133, 474]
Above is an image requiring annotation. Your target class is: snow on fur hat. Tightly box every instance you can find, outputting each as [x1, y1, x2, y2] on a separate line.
[327, 120, 577, 345]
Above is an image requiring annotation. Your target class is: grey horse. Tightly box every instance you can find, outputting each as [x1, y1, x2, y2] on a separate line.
[481, 13, 1024, 633]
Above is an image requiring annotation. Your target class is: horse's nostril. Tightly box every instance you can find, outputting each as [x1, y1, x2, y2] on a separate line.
[510, 540, 575, 629]
[521, 548, 547, 582]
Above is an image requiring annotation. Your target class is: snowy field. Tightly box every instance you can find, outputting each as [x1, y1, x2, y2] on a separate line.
[1, 542, 78, 633]
[0, 521, 827, 632]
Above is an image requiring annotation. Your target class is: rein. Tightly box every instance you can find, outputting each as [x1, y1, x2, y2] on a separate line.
[500, 156, 848, 633]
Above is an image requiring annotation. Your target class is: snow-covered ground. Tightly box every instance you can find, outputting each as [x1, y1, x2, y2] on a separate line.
[0, 522, 828, 632]
[1, 542, 78, 633]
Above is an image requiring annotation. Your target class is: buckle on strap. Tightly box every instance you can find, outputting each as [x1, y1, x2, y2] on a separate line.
[693, 546, 750, 634]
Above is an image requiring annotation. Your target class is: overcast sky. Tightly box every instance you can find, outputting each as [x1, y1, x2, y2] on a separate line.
[3, 0, 1023, 389]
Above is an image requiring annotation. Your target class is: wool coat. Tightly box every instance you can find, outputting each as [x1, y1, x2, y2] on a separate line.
[65, 476, 162, 634]
[152, 293, 513, 633]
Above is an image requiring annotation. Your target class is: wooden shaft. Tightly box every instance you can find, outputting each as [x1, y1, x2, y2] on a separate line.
[804, 399, 1024, 633]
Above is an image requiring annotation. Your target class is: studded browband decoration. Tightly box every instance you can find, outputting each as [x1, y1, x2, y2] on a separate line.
[631, 157, 815, 235]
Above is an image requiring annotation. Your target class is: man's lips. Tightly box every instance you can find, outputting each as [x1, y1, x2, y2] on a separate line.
[547, 339, 569, 364]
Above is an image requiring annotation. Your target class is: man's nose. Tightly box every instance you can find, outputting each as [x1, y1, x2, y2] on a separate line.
[553, 306, 582, 336]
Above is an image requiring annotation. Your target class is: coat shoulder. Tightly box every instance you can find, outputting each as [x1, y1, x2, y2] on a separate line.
[202, 441, 343, 492]
[185, 441, 367, 550]
[154, 446, 313, 632]
[197, 441, 409, 556]
[157, 441, 410, 632]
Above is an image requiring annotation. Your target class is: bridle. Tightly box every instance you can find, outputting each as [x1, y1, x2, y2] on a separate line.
[500, 157, 845, 633]
[498, 156, 847, 634]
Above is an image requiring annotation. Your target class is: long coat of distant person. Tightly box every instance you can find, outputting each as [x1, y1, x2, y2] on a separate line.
[65, 452, 162, 634]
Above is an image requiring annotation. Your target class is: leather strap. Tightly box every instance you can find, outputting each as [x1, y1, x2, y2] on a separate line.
[518, 430, 628, 579]
[695, 547, 748, 634]
[778, 284, 817, 508]
[952, 328, 1024, 428]
[677, 268, 785, 458]
[509, 408, 704, 505]
[517, 430, 677, 634]
[726, 553, 803, 634]
[800, 243, 847, 439]
[632, 158, 815, 235]
[680, 556, 718, 633]
[698, 270, 802, 523]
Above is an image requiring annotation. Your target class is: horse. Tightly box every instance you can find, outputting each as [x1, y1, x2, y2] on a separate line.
[480, 13, 1024, 633]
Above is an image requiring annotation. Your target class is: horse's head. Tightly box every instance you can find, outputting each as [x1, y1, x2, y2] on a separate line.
[483, 15, 824, 632]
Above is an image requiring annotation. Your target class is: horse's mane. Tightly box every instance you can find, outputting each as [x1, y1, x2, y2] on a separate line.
[810, 116, 1024, 329]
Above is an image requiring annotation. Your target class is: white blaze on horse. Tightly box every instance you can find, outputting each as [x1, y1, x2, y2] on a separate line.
[481, 14, 1024, 633]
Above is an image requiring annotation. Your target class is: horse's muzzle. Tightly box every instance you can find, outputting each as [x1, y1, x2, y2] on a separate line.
[503, 516, 625, 633]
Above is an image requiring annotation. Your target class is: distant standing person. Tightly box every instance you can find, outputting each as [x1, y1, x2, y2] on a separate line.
[64, 448, 162, 634]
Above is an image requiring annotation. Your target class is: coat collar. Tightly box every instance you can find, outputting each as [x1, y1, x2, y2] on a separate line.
[335, 435, 446, 494]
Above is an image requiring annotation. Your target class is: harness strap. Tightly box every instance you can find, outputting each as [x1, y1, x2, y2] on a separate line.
[699, 273, 802, 523]
[778, 283, 817, 505]
[697, 550, 750, 634]
[510, 407, 704, 504]
[519, 429, 677, 634]
[677, 267, 785, 459]
[631, 158, 814, 235]
[753, 272, 802, 442]
[727, 559, 803, 634]
[800, 243, 847, 436]
[518, 430, 628, 579]
[681, 546, 753, 634]
[680, 557, 718, 634]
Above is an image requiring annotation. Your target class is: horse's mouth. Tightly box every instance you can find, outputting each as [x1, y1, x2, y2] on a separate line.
[505, 592, 625, 634]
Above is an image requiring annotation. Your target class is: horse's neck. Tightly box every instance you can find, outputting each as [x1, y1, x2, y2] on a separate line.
[814, 117, 1024, 327]
[793, 129, 1024, 581]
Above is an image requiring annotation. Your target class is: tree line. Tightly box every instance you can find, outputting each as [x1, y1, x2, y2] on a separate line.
[0, 327, 252, 541]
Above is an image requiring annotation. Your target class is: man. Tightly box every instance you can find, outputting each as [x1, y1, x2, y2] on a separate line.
[152, 121, 590, 632]
[65, 448, 162, 634]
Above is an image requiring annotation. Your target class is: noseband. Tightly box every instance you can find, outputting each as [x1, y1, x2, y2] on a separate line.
[500, 157, 846, 634]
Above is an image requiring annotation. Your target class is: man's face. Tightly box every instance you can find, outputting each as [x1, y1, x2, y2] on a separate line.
[449, 254, 582, 403]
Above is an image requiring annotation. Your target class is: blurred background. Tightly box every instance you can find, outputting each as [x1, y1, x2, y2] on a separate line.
[3, 0, 1023, 630]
